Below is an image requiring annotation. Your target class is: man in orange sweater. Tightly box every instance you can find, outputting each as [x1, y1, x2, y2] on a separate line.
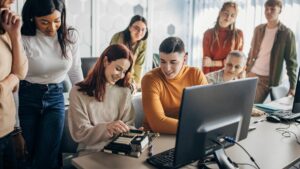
[141, 37, 208, 134]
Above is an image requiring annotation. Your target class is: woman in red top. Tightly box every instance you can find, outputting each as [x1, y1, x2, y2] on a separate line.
[202, 1, 243, 74]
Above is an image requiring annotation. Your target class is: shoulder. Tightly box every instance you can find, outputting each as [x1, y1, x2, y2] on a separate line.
[184, 66, 204, 76]
[254, 24, 266, 32]
[204, 28, 214, 36]
[142, 68, 163, 87]
[278, 23, 294, 36]
[111, 32, 123, 40]
[236, 29, 243, 35]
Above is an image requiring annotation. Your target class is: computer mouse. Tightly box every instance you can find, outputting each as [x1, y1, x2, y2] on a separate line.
[266, 115, 281, 123]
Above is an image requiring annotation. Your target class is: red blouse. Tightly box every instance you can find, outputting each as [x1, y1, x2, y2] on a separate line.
[202, 27, 243, 74]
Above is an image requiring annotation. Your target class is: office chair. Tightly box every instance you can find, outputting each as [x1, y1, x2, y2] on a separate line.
[59, 109, 78, 168]
[132, 93, 144, 128]
[81, 57, 98, 78]
[270, 86, 289, 101]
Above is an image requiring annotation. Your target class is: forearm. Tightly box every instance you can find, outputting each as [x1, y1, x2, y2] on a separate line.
[148, 116, 178, 134]
[11, 35, 28, 80]
[0, 73, 19, 92]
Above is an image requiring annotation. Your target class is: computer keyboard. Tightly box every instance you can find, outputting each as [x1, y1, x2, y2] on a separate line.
[147, 148, 176, 169]
[272, 111, 300, 120]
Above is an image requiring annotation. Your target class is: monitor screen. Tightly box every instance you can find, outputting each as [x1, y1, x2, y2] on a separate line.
[173, 78, 257, 167]
[292, 68, 300, 113]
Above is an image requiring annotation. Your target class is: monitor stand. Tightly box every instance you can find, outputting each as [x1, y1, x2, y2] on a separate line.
[213, 148, 238, 169]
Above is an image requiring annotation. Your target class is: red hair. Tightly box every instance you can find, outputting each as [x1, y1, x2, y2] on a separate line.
[77, 44, 133, 102]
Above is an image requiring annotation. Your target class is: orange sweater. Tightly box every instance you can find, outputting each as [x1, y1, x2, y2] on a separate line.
[141, 66, 208, 134]
[202, 28, 243, 74]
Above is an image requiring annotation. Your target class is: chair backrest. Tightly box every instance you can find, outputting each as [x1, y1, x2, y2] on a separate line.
[60, 109, 78, 153]
[81, 57, 98, 78]
[270, 86, 289, 101]
[132, 93, 144, 128]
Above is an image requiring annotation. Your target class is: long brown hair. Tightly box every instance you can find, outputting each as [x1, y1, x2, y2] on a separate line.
[77, 44, 133, 102]
[210, 1, 242, 52]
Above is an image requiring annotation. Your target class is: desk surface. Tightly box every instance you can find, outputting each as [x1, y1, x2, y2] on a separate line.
[72, 118, 300, 169]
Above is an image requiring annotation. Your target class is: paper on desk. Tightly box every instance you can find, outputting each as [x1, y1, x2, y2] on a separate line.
[256, 96, 293, 111]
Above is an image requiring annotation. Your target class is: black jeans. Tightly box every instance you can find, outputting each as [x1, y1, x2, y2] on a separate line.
[0, 132, 17, 169]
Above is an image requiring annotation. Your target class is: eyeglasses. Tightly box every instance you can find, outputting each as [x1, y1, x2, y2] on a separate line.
[132, 25, 146, 33]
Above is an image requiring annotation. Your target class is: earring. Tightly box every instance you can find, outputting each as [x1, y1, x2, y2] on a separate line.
[30, 18, 33, 22]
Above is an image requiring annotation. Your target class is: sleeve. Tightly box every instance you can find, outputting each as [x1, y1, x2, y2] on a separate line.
[237, 29, 244, 50]
[67, 31, 84, 85]
[246, 27, 258, 72]
[141, 74, 178, 134]
[284, 30, 298, 89]
[195, 68, 208, 85]
[132, 41, 147, 84]
[68, 88, 111, 146]
[119, 89, 135, 128]
[11, 35, 28, 80]
[202, 30, 212, 74]
[205, 72, 215, 84]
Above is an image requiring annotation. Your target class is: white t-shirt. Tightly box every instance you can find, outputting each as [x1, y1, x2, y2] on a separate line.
[22, 29, 83, 84]
[251, 27, 278, 76]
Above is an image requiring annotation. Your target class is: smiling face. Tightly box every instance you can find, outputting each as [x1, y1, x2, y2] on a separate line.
[224, 55, 245, 78]
[218, 5, 237, 28]
[129, 20, 147, 43]
[160, 52, 186, 80]
[34, 10, 61, 37]
[104, 57, 131, 85]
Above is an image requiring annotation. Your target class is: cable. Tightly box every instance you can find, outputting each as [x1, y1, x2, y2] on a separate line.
[235, 162, 258, 169]
[224, 137, 260, 169]
[275, 123, 300, 145]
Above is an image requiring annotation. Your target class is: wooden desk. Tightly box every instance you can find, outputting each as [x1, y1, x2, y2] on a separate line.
[72, 118, 300, 169]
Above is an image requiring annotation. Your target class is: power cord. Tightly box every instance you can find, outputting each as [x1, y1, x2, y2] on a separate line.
[224, 136, 260, 169]
[275, 123, 300, 145]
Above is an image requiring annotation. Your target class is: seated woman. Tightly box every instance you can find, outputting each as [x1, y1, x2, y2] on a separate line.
[68, 44, 135, 155]
[141, 37, 208, 134]
[206, 50, 246, 84]
[206, 50, 264, 116]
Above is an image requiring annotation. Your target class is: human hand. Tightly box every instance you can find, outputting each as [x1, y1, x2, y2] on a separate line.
[0, 8, 21, 39]
[251, 107, 265, 117]
[12, 133, 28, 161]
[106, 120, 130, 137]
[203, 57, 213, 67]
[288, 89, 295, 96]
[237, 70, 246, 79]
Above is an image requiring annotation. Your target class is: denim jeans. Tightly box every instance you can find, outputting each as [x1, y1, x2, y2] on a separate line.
[0, 133, 17, 169]
[19, 81, 65, 169]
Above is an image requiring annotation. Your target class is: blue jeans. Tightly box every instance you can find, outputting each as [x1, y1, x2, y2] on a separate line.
[0, 132, 17, 169]
[19, 81, 65, 169]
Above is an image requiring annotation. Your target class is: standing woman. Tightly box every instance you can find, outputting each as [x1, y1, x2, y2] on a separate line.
[19, 0, 83, 168]
[202, 1, 243, 74]
[0, 0, 28, 168]
[110, 15, 148, 90]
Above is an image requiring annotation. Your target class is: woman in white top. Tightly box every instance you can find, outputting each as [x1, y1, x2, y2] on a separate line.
[68, 44, 135, 156]
[18, 0, 83, 168]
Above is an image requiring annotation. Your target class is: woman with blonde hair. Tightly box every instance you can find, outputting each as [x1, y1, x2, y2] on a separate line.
[202, 1, 243, 74]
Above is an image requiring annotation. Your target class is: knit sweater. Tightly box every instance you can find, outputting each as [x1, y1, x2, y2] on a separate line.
[0, 33, 27, 137]
[68, 85, 134, 155]
[141, 66, 208, 134]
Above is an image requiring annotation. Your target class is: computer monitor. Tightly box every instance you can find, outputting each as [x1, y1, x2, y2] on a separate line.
[173, 78, 257, 168]
[292, 68, 300, 113]
[81, 57, 98, 78]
